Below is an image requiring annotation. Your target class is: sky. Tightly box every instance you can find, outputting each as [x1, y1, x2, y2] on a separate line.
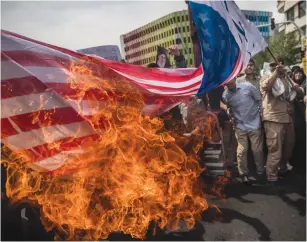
[1, 1, 284, 51]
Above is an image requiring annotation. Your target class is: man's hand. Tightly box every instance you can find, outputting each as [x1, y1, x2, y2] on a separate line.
[276, 64, 285, 75]
[292, 83, 300, 90]
[168, 45, 181, 56]
[291, 82, 305, 97]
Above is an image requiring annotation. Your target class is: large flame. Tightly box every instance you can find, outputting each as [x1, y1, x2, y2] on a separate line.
[1, 58, 218, 240]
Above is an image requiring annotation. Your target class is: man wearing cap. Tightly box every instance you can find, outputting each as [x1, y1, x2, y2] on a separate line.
[237, 59, 261, 91]
[222, 77, 264, 184]
[260, 59, 304, 186]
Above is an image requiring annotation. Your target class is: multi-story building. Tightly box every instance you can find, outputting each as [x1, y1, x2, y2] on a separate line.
[277, 0, 306, 35]
[243, 10, 273, 38]
[120, 10, 194, 67]
[121, 9, 273, 67]
[77, 45, 122, 61]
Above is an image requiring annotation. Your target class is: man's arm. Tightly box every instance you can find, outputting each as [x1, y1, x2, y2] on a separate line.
[169, 45, 187, 68]
[174, 54, 187, 68]
[260, 64, 284, 92]
[292, 83, 305, 98]
[260, 71, 279, 92]
[221, 90, 229, 107]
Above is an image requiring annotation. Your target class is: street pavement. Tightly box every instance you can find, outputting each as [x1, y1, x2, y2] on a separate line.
[1, 165, 306, 241]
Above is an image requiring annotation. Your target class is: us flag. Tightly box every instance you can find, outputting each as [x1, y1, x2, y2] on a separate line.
[1, 30, 204, 174]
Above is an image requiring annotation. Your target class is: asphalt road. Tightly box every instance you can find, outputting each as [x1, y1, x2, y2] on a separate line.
[1, 165, 306, 241]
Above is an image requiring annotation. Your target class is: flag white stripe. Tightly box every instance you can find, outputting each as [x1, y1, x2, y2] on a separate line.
[1, 62, 73, 84]
[2, 121, 95, 150]
[1, 91, 68, 118]
[147, 86, 200, 95]
[1, 91, 109, 118]
[112, 69, 204, 89]
[1, 60, 33, 80]
[35, 148, 86, 171]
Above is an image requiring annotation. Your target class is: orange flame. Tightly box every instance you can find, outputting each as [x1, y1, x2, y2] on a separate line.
[1, 58, 219, 240]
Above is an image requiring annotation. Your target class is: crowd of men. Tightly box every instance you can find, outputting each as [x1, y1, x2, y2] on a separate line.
[146, 43, 306, 188]
[223, 59, 306, 186]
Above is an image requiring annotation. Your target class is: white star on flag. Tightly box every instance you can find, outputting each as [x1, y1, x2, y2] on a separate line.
[218, 53, 223, 64]
[202, 28, 211, 37]
[202, 42, 212, 52]
[218, 25, 225, 34]
[198, 12, 210, 23]
[203, 58, 211, 68]
[221, 40, 226, 49]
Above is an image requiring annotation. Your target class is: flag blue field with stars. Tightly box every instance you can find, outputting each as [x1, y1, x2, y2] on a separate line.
[188, 0, 267, 96]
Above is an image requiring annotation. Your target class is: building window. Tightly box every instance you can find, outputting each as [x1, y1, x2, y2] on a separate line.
[185, 15, 188, 21]
[182, 26, 186, 32]
[187, 26, 190, 32]
[188, 37, 191, 42]
[189, 48, 192, 54]
[183, 37, 186, 43]
[182, 16, 184, 21]
[287, 7, 295, 20]
[299, 1, 306, 18]
[190, 59, 192, 65]
[177, 16, 180, 22]
[173, 17, 176, 23]
[172, 29, 174, 35]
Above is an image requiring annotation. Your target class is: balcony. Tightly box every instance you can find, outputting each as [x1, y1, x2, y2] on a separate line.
[277, 0, 285, 13]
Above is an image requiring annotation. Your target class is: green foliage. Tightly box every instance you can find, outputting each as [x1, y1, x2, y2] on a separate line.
[253, 31, 300, 70]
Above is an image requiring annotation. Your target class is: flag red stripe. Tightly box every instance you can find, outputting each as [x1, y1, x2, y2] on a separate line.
[1, 51, 72, 69]
[1, 118, 19, 138]
[219, 53, 242, 86]
[9, 107, 87, 132]
[24, 133, 101, 163]
[1, 76, 48, 99]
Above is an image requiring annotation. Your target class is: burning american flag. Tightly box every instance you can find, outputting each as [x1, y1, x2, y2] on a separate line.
[1, 30, 204, 174]
[1, 30, 209, 240]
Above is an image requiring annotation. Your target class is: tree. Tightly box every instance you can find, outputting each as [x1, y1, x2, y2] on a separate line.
[253, 31, 300, 70]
